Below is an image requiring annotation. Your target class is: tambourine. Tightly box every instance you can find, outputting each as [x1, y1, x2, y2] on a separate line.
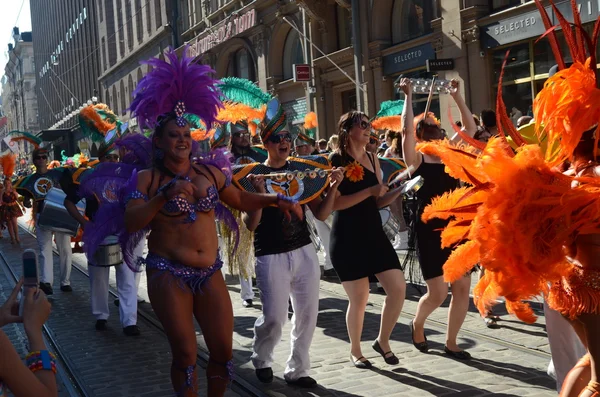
[394, 175, 424, 195]
[232, 155, 331, 204]
[14, 168, 67, 201]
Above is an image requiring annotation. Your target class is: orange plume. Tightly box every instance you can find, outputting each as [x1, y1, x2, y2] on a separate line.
[79, 105, 117, 136]
[0, 154, 16, 178]
[371, 116, 401, 132]
[304, 112, 318, 130]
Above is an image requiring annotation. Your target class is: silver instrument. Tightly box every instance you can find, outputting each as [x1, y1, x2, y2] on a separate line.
[92, 235, 123, 267]
[379, 208, 402, 241]
[37, 188, 84, 236]
[408, 78, 453, 95]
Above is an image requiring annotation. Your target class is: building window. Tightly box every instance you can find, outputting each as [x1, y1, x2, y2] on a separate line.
[227, 48, 256, 81]
[336, 6, 352, 50]
[135, 0, 143, 43]
[117, 1, 125, 57]
[101, 37, 107, 71]
[120, 80, 127, 115]
[137, 68, 143, 90]
[489, 0, 522, 12]
[146, 0, 152, 34]
[106, 0, 118, 66]
[341, 90, 357, 114]
[112, 86, 118, 115]
[126, 0, 134, 50]
[391, 0, 435, 44]
[99, 1, 104, 22]
[83, 7, 87, 19]
[283, 30, 304, 81]
[155, 0, 162, 29]
[128, 75, 134, 112]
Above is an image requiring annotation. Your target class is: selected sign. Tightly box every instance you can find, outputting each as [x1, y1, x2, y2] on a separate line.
[426, 58, 455, 72]
[293, 64, 311, 82]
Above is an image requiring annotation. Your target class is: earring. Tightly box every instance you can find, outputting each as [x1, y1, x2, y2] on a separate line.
[154, 148, 164, 159]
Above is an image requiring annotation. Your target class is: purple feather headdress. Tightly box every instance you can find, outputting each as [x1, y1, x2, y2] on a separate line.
[129, 46, 222, 131]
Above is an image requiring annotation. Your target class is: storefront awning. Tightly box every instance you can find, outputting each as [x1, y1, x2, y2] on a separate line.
[38, 129, 71, 142]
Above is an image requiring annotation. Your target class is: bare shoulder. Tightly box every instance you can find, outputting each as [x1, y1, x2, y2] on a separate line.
[199, 163, 226, 187]
[137, 168, 153, 181]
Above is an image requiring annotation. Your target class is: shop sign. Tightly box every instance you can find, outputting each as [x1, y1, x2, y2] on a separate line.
[426, 58, 455, 72]
[293, 64, 311, 82]
[481, 0, 600, 49]
[189, 9, 257, 57]
[383, 43, 436, 76]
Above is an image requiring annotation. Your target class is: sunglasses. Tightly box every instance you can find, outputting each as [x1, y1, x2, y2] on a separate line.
[356, 120, 371, 130]
[233, 132, 251, 138]
[34, 155, 48, 160]
[268, 133, 292, 144]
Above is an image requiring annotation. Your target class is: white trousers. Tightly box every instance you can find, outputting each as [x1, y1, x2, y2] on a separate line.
[306, 210, 333, 270]
[89, 241, 143, 327]
[543, 300, 587, 392]
[36, 224, 72, 287]
[240, 277, 255, 301]
[251, 244, 320, 381]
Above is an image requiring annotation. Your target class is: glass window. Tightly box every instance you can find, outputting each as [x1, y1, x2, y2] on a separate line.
[392, 0, 435, 44]
[227, 48, 256, 81]
[490, 0, 522, 12]
[492, 42, 530, 82]
[84, 7, 87, 19]
[283, 30, 304, 80]
[336, 6, 352, 50]
[341, 90, 357, 114]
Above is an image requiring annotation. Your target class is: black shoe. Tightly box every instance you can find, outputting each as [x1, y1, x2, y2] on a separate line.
[322, 269, 338, 279]
[286, 376, 317, 388]
[410, 320, 429, 353]
[242, 299, 253, 308]
[95, 319, 107, 330]
[255, 367, 273, 383]
[372, 339, 400, 365]
[350, 355, 372, 369]
[444, 346, 471, 360]
[39, 282, 53, 296]
[60, 285, 72, 292]
[123, 325, 141, 336]
[114, 299, 119, 307]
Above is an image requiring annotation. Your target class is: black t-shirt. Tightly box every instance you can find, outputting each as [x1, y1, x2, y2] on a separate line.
[60, 169, 98, 220]
[253, 163, 312, 257]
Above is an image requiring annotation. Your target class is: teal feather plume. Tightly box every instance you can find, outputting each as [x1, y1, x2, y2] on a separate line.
[374, 100, 405, 119]
[217, 77, 271, 109]
[8, 130, 42, 146]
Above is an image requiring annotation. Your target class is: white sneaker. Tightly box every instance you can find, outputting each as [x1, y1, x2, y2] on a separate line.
[393, 231, 409, 250]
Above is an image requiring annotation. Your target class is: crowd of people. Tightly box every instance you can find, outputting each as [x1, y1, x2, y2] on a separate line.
[0, 4, 599, 397]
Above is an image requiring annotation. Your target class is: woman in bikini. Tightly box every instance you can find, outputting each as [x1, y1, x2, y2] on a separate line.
[124, 48, 301, 397]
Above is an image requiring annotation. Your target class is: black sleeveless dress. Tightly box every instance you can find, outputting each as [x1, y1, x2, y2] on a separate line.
[412, 161, 459, 280]
[329, 152, 401, 282]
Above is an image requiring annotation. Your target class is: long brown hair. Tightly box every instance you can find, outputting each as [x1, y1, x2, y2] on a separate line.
[336, 111, 369, 164]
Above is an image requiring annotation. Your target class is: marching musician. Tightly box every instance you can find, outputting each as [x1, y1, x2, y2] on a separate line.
[241, 102, 343, 388]
[62, 141, 141, 336]
[18, 148, 73, 296]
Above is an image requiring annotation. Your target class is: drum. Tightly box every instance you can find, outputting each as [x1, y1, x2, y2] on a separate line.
[379, 207, 401, 241]
[37, 188, 84, 236]
[92, 235, 123, 267]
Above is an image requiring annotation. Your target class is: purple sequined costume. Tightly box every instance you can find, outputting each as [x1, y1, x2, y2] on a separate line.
[143, 252, 223, 293]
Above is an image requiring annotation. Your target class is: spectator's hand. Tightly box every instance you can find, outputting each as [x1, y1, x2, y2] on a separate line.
[398, 78, 412, 96]
[329, 167, 344, 189]
[22, 288, 51, 336]
[0, 279, 24, 327]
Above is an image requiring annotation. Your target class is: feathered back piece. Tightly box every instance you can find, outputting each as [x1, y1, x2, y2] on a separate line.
[303, 112, 318, 139]
[371, 100, 404, 132]
[532, 0, 600, 165]
[78, 103, 119, 142]
[130, 46, 222, 131]
[0, 154, 16, 178]
[8, 130, 42, 149]
[217, 77, 271, 136]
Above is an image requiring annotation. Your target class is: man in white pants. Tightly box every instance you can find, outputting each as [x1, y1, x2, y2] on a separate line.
[21, 148, 73, 295]
[63, 145, 141, 336]
[242, 114, 342, 388]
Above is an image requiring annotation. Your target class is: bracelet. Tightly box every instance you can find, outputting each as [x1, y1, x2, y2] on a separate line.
[25, 350, 57, 374]
[124, 190, 149, 205]
[276, 193, 298, 204]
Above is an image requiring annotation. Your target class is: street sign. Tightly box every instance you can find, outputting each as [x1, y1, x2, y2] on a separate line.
[293, 64, 311, 82]
[426, 58, 455, 72]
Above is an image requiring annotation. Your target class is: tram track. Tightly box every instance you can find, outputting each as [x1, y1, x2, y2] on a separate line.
[16, 224, 267, 397]
[0, 249, 92, 397]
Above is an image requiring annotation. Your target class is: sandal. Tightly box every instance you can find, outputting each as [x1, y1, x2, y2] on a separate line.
[350, 355, 372, 369]
[372, 340, 399, 365]
[410, 320, 429, 353]
[444, 346, 471, 360]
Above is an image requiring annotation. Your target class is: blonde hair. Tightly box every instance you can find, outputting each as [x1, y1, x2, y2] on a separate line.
[327, 134, 339, 151]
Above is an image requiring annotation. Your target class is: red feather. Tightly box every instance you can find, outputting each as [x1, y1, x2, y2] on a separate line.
[533, 0, 566, 70]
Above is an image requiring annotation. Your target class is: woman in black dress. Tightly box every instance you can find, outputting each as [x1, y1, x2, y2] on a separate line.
[329, 111, 407, 369]
[398, 78, 478, 359]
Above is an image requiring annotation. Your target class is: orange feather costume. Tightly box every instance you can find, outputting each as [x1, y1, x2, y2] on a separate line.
[416, 0, 600, 324]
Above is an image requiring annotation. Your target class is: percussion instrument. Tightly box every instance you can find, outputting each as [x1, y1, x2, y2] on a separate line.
[379, 208, 402, 241]
[390, 175, 425, 195]
[37, 188, 84, 236]
[395, 78, 453, 95]
[92, 235, 123, 267]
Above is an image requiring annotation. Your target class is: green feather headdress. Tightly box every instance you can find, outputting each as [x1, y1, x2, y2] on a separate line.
[371, 100, 405, 131]
[216, 77, 272, 135]
[8, 130, 42, 149]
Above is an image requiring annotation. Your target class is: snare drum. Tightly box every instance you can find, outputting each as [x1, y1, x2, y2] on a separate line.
[92, 235, 123, 267]
[37, 188, 84, 236]
[379, 207, 401, 241]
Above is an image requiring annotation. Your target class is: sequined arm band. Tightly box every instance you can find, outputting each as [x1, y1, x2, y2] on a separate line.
[276, 193, 298, 204]
[125, 190, 149, 205]
[25, 350, 57, 374]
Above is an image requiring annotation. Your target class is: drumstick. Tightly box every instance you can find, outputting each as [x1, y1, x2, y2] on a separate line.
[387, 165, 416, 189]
